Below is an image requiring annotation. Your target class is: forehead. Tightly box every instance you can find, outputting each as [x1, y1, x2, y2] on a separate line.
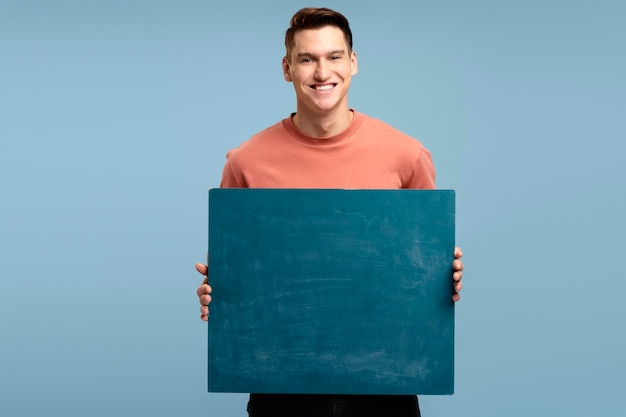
[291, 26, 350, 54]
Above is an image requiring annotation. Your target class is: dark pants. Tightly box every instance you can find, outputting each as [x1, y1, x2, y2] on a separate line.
[247, 394, 421, 417]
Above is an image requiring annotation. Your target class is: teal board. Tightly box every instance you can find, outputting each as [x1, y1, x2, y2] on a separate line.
[208, 189, 455, 395]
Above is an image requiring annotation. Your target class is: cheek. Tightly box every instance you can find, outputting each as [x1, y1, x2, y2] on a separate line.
[292, 71, 310, 85]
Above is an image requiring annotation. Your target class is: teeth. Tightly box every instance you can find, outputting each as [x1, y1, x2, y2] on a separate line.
[315, 85, 334, 91]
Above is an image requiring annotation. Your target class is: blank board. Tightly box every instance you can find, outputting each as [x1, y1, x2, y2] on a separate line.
[208, 189, 455, 395]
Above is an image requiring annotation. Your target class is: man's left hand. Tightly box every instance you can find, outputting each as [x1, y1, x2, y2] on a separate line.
[452, 246, 464, 302]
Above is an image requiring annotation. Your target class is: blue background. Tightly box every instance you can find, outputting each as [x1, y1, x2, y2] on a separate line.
[1, 0, 624, 415]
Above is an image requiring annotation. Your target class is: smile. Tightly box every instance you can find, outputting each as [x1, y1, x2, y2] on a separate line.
[312, 84, 335, 91]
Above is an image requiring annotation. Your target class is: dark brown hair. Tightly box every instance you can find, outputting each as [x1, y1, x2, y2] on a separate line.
[284, 7, 353, 59]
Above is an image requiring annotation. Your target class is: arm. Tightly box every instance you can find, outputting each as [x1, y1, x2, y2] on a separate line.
[195, 263, 212, 321]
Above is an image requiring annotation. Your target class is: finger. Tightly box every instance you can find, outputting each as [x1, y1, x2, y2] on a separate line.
[452, 259, 464, 272]
[197, 284, 212, 298]
[454, 246, 463, 259]
[195, 263, 208, 276]
[452, 292, 461, 302]
[201, 302, 210, 321]
[196, 283, 212, 297]
[199, 293, 212, 306]
[453, 270, 463, 282]
[454, 281, 463, 292]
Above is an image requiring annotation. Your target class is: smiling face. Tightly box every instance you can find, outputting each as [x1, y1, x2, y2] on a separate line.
[282, 25, 358, 118]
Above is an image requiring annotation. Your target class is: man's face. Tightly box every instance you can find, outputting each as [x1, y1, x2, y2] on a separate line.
[282, 26, 358, 116]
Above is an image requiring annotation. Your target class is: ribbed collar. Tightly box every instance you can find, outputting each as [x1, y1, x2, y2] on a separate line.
[282, 109, 365, 146]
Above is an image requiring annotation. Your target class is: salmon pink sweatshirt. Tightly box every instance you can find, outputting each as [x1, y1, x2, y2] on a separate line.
[220, 110, 435, 190]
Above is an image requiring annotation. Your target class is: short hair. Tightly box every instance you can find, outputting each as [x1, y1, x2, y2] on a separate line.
[284, 7, 353, 59]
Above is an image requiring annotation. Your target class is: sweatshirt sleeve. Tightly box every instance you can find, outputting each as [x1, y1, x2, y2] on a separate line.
[407, 145, 436, 190]
[219, 151, 245, 188]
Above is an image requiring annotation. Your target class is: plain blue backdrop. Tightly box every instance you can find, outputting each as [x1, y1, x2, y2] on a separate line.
[1, 0, 624, 416]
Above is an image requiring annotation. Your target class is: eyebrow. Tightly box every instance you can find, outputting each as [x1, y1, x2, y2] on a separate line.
[296, 49, 347, 58]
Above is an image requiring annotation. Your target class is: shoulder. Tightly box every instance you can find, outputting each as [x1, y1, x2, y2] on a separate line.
[356, 111, 427, 151]
[225, 119, 288, 161]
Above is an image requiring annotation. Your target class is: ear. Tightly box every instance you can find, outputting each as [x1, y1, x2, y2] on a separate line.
[350, 50, 358, 76]
[282, 56, 293, 82]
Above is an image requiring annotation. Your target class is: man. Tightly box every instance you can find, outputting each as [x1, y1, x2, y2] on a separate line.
[195, 7, 464, 417]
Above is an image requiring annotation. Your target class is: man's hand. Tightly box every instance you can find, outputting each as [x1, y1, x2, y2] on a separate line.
[452, 246, 464, 302]
[196, 263, 212, 321]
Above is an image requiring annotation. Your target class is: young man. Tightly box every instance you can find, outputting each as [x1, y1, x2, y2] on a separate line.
[196, 7, 464, 417]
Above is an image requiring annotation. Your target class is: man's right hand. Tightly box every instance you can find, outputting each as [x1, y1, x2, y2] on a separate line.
[195, 263, 212, 321]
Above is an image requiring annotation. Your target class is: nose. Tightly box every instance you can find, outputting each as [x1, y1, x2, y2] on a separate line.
[314, 59, 330, 81]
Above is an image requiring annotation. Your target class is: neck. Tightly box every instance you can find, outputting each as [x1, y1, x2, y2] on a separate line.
[292, 106, 353, 138]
